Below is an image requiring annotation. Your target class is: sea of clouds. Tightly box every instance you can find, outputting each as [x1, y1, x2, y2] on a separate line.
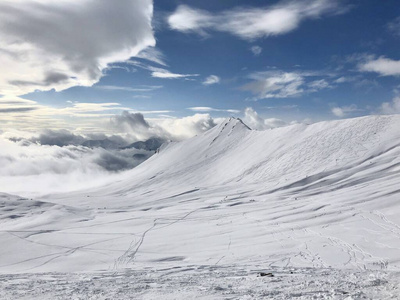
[0, 109, 291, 197]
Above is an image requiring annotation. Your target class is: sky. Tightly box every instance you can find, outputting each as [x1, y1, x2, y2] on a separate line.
[0, 0, 400, 195]
[0, 0, 399, 135]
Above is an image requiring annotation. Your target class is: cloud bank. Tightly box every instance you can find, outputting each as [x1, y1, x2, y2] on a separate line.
[0, 0, 155, 96]
[0, 111, 223, 197]
[0, 135, 153, 197]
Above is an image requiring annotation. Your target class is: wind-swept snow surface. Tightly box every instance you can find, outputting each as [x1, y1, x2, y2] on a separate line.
[2, 115, 400, 298]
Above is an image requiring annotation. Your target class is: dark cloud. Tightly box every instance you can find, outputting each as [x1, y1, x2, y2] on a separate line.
[0, 107, 37, 113]
[44, 72, 70, 85]
[32, 129, 86, 147]
[111, 111, 150, 132]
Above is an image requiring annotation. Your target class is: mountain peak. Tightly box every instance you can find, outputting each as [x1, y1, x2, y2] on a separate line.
[218, 117, 251, 131]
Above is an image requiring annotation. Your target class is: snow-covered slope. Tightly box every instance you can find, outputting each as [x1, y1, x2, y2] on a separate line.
[2, 115, 400, 279]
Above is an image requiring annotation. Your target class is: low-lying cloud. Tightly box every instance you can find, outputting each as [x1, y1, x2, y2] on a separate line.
[0, 110, 293, 197]
[0, 136, 154, 197]
[380, 97, 400, 114]
[243, 107, 288, 130]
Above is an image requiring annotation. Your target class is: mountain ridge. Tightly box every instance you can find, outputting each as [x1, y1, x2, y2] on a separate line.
[2, 114, 400, 274]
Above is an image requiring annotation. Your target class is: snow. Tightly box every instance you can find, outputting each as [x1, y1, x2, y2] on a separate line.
[0, 267, 399, 299]
[1, 115, 400, 298]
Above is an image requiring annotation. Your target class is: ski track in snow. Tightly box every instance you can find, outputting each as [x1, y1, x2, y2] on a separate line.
[1, 115, 400, 298]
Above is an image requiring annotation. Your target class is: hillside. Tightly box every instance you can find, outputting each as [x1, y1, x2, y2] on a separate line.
[1, 115, 400, 297]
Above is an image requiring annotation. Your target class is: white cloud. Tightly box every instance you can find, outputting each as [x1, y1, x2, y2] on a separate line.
[187, 107, 240, 114]
[167, 5, 214, 37]
[95, 85, 162, 92]
[0, 95, 136, 132]
[242, 71, 305, 99]
[243, 107, 287, 130]
[242, 70, 334, 99]
[359, 56, 400, 76]
[203, 75, 220, 85]
[331, 104, 361, 118]
[334, 76, 355, 83]
[387, 16, 400, 37]
[380, 97, 400, 114]
[151, 114, 218, 140]
[0, 0, 155, 96]
[308, 79, 330, 92]
[151, 69, 199, 79]
[250, 46, 262, 56]
[128, 60, 199, 80]
[265, 104, 298, 110]
[168, 0, 346, 40]
[0, 134, 156, 197]
[108, 111, 220, 142]
[136, 47, 167, 66]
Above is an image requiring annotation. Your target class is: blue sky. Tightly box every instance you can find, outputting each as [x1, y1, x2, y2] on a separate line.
[1, 0, 400, 134]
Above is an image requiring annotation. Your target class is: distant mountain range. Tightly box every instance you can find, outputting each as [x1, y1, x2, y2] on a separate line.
[81, 137, 165, 151]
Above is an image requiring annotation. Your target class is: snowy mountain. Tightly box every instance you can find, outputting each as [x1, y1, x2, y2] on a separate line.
[1, 115, 400, 297]
[81, 138, 122, 149]
[123, 137, 165, 151]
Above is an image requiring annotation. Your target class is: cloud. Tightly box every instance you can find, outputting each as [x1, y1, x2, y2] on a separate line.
[358, 56, 400, 76]
[380, 97, 400, 114]
[265, 104, 299, 110]
[203, 75, 221, 85]
[168, 0, 346, 40]
[242, 71, 305, 99]
[0, 134, 155, 197]
[110, 111, 219, 141]
[167, 5, 214, 37]
[0, 107, 38, 113]
[243, 107, 287, 130]
[0, 95, 137, 132]
[0, 110, 223, 197]
[95, 85, 162, 92]
[387, 16, 400, 37]
[110, 111, 151, 139]
[0, 108, 298, 197]
[187, 107, 240, 114]
[250, 46, 262, 56]
[150, 114, 218, 140]
[151, 69, 199, 79]
[334, 76, 355, 84]
[242, 70, 334, 99]
[331, 104, 361, 117]
[32, 129, 86, 147]
[136, 47, 167, 66]
[0, 0, 155, 96]
[128, 60, 199, 79]
[308, 79, 331, 92]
